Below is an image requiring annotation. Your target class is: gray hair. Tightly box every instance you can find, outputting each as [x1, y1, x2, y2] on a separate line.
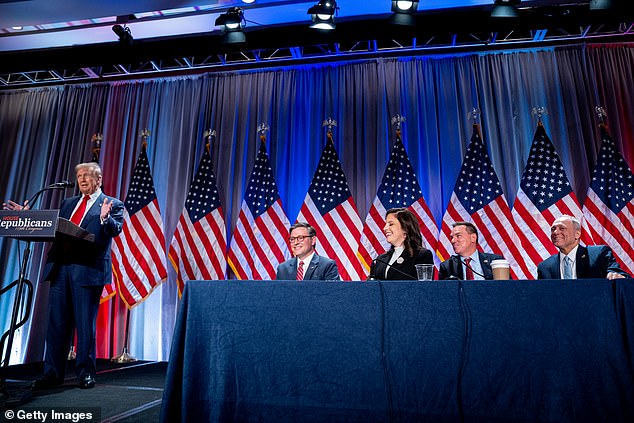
[553, 215, 581, 231]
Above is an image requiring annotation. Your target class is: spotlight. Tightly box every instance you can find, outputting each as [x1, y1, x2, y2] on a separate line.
[491, 0, 520, 18]
[112, 24, 133, 44]
[390, 0, 419, 26]
[215, 7, 246, 44]
[307, 0, 338, 30]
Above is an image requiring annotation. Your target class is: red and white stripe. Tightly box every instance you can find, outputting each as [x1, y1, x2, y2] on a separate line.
[583, 189, 634, 276]
[228, 199, 291, 280]
[169, 207, 227, 296]
[298, 195, 365, 281]
[112, 199, 167, 308]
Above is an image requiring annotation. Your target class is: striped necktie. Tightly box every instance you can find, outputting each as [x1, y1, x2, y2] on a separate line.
[464, 257, 474, 280]
[296, 260, 304, 281]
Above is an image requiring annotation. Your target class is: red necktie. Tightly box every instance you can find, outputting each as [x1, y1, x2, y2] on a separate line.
[70, 195, 90, 225]
[464, 257, 474, 280]
[296, 261, 304, 281]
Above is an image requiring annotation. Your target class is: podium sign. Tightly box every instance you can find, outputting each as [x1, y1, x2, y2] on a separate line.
[0, 210, 95, 243]
[0, 210, 59, 241]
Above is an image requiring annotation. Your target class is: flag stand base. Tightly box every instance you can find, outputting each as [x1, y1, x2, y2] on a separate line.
[111, 347, 136, 363]
[67, 345, 76, 361]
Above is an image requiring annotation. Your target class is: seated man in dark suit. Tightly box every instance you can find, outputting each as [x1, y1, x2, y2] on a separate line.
[537, 215, 628, 280]
[438, 221, 503, 280]
[276, 222, 339, 280]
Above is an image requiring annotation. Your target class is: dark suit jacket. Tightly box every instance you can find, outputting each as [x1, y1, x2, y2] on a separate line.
[537, 245, 629, 279]
[368, 248, 434, 280]
[276, 254, 340, 280]
[43, 193, 124, 286]
[438, 252, 504, 280]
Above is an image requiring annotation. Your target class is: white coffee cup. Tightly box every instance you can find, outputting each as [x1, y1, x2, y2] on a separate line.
[415, 264, 434, 281]
[490, 259, 510, 280]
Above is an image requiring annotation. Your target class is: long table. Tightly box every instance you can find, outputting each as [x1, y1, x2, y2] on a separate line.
[161, 280, 634, 422]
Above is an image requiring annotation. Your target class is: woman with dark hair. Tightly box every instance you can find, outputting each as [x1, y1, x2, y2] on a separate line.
[368, 208, 434, 280]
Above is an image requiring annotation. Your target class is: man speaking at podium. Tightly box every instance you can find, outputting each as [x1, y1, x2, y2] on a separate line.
[4, 162, 124, 390]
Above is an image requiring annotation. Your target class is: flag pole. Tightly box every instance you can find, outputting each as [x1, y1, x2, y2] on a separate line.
[531, 106, 547, 127]
[391, 114, 406, 142]
[322, 117, 337, 143]
[258, 122, 269, 147]
[111, 128, 151, 364]
[111, 308, 136, 363]
[469, 107, 481, 137]
[594, 105, 608, 128]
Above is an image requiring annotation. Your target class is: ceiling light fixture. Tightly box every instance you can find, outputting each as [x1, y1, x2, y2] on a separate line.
[390, 0, 419, 26]
[112, 24, 133, 44]
[307, 0, 338, 30]
[215, 7, 246, 44]
[491, 0, 521, 18]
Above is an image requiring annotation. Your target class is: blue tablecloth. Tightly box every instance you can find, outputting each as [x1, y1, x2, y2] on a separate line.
[161, 280, 634, 422]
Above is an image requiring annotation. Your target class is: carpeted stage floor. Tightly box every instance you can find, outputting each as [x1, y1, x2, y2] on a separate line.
[1, 359, 166, 422]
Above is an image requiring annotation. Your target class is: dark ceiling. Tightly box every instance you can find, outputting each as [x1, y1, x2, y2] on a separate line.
[1, 1, 633, 89]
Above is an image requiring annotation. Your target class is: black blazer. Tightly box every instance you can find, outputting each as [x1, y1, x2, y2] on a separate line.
[537, 245, 629, 279]
[438, 252, 504, 280]
[368, 248, 434, 280]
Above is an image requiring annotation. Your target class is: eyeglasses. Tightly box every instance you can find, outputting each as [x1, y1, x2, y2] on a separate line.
[289, 235, 313, 243]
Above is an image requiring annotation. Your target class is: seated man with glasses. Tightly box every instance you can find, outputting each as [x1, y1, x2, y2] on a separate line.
[276, 222, 340, 281]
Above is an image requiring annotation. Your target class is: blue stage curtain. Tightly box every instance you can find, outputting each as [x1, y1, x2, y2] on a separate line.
[0, 43, 633, 363]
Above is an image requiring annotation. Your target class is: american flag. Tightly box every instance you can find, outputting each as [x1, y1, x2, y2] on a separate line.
[228, 138, 291, 280]
[437, 125, 532, 279]
[112, 145, 168, 308]
[358, 134, 439, 269]
[582, 125, 634, 275]
[169, 145, 227, 296]
[297, 132, 365, 280]
[511, 124, 592, 278]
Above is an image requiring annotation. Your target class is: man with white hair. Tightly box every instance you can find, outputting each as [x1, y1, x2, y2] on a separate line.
[537, 215, 628, 280]
[4, 162, 124, 390]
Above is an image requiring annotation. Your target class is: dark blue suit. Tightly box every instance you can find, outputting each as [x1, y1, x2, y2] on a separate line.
[438, 252, 504, 280]
[43, 192, 123, 380]
[276, 255, 339, 280]
[537, 245, 629, 279]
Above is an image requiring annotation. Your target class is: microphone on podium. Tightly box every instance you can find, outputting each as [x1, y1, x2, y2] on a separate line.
[369, 256, 417, 280]
[26, 180, 76, 208]
[48, 180, 75, 188]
